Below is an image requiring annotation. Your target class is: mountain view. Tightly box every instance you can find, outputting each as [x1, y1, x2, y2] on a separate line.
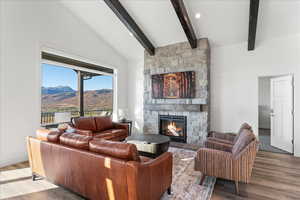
[41, 86, 113, 113]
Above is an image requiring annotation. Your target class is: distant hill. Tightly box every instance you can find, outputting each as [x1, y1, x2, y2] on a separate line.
[41, 86, 112, 112]
[42, 86, 75, 95]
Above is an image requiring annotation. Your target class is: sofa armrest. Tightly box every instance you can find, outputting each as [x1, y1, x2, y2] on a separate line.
[113, 122, 129, 129]
[126, 152, 172, 200]
[208, 131, 236, 142]
[36, 128, 55, 136]
[36, 128, 62, 142]
[205, 140, 233, 152]
[113, 122, 129, 134]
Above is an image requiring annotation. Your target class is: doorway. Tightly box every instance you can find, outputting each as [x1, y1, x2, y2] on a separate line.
[258, 75, 294, 154]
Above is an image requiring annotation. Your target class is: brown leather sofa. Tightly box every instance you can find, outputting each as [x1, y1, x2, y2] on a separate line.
[69, 116, 129, 141]
[27, 130, 172, 200]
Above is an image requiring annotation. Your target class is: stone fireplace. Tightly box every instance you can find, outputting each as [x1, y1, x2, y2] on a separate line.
[144, 39, 210, 145]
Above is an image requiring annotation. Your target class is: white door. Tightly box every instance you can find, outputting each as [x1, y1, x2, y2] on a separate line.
[270, 75, 294, 153]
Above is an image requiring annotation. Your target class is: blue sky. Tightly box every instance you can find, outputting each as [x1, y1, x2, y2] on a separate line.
[42, 63, 113, 90]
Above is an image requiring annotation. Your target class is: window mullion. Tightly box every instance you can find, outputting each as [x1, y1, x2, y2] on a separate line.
[77, 71, 84, 116]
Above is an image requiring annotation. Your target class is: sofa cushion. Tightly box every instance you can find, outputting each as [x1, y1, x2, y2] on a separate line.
[99, 129, 127, 135]
[72, 117, 97, 132]
[95, 116, 113, 132]
[232, 129, 255, 158]
[36, 128, 61, 143]
[233, 123, 253, 144]
[140, 156, 152, 163]
[93, 129, 127, 140]
[89, 139, 140, 161]
[60, 133, 93, 150]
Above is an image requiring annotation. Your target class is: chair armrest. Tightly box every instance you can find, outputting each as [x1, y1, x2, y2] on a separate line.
[126, 152, 172, 200]
[195, 148, 234, 179]
[208, 131, 237, 142]
[205, 140, 233, 152]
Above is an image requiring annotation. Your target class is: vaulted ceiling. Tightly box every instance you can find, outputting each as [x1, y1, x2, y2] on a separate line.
[61, 0, 300, 62]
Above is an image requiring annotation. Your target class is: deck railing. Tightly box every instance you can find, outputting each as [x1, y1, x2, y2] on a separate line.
[41, 110, 112, 125]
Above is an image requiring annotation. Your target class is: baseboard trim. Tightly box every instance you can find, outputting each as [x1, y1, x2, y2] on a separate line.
[0, 156, 28, 168]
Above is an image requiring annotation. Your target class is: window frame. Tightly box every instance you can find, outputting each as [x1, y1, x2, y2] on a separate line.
[41, 59, 114, 125]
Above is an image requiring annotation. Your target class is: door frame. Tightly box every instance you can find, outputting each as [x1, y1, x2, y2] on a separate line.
[258, 74, 295, 155]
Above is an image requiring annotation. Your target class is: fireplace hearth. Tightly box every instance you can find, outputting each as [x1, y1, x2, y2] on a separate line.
[159, 115, 187, 143]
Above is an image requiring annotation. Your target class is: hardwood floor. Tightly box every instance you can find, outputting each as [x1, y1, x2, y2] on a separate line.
[258, 129, 290, 154]
[212, 151, 300, 200]
[1, 151, 300, 200]
[0, 161, 28, 172]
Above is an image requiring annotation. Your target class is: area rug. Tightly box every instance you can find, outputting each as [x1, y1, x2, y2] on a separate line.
[0, 147, 215, 200]
[162, 147, 216, 200]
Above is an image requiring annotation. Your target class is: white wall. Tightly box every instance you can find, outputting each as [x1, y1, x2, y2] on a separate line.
[258, 77, 271, 129]
[0, 0, 3, 165]
[210, 34, 300, 156]
[128, 60, 144, 134]
[0, 1, 128, 167]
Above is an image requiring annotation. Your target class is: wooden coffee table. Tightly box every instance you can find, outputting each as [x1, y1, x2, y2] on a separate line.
[126, 134, 170, 158]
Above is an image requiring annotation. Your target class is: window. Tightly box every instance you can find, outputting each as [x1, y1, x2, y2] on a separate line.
[41, 54, 114, 125]
[83, 74, 113, 117]
[41, 64, 79, 124]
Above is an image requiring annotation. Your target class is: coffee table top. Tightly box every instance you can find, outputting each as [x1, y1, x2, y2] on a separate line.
[126, 134, 170, 144]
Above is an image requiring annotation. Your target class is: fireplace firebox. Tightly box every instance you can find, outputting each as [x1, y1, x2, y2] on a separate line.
[159, 115, 187, 143]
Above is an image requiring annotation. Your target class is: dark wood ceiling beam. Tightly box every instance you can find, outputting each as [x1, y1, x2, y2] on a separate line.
[248, 0, 260, 51]
[103, 0, 155, 55]
[170, 0, 197, 48]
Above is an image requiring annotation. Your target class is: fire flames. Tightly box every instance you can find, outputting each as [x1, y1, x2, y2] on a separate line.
[167, 122, 181, 136]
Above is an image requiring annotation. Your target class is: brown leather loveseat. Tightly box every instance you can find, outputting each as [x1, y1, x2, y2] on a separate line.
[69, 116, 129, 141]
[27, 130, 173, 200]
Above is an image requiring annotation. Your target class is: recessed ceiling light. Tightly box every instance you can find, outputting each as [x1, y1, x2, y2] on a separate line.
[129, 32, 133, 36]
[195, 13, 201, 19]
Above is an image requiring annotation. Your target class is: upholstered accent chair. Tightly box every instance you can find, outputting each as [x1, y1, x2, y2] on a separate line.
[195, 126, 258, 195]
